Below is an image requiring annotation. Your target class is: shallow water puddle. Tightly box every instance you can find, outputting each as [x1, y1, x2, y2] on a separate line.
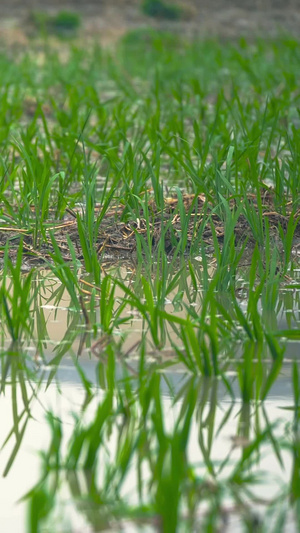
[0, 366, 298, 532]
[1, 269, 300, 531]
[12, 267, 300, 360]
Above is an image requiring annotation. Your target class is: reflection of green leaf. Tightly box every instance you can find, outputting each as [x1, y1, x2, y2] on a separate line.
[231, 422, 279, 482]
[262, 405, 284, 469]
[260, 334, 284, 400]
[292, 362, 299, 410]
[28, 483, 55, 533]
[3, 414, 30, 477]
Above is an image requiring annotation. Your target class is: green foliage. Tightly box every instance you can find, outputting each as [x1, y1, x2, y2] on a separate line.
[142, 0, 182, 20]
[0, 33, 299, 533]
[31, 10, 81, 35]
[0, 241, 35, 342]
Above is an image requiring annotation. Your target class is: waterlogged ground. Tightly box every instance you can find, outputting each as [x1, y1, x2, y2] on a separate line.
[0, 374, 298, 532]
[1, 31, 300, 532]
[1, 263, 300, 531]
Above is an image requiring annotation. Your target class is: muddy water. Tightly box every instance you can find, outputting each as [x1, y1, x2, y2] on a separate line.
[26, 266, 300, 359]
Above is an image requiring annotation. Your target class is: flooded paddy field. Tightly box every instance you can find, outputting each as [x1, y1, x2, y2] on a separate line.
[0, 29, 300, 532]
[0, 367, 298, 532]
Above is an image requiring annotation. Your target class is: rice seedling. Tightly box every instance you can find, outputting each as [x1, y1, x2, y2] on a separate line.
[21, 356, 299, 532]
[0, 29, 299, 533]
[0, 241, 35, 343]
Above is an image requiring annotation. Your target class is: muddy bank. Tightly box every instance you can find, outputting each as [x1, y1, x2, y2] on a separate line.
[1, 194, 300, 269]
[0, 0, 300, 46]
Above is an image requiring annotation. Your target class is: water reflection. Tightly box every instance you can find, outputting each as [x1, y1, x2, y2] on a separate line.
[0, 267, 300, 531]
[1, 370, 298, 532]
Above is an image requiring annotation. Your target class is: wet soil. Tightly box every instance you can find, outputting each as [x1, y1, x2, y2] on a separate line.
[1, 193, 300, 268]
